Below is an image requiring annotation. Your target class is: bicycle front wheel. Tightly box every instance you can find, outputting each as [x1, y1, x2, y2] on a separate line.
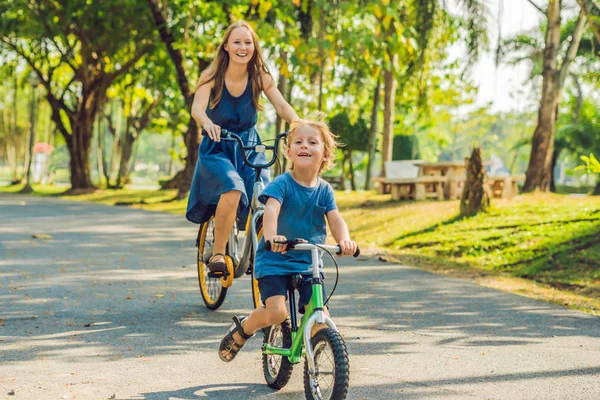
[303, 328, 350, 400]
[197, 216, 227, 310]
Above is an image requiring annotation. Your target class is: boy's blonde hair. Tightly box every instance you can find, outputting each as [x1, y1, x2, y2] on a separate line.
[287, 119, 339, 174]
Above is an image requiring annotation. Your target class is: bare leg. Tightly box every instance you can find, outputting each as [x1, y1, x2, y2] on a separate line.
[212, 190, 242, 263]
[220, 296, 287, 361]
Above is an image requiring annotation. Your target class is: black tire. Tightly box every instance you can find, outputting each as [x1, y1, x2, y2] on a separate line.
[263, 316, 294, 389]
[303, 328, 349, 400]
[197, 216, 227, 310]
[250, 218, 263, 309]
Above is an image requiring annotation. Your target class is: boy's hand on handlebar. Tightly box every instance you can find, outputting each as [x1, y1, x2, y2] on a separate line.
[203, 122, 221, 142]
[338, 240, 357, 257]
[266, 235, 288, 254]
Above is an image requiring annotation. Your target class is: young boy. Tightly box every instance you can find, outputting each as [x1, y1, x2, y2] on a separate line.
[218, 119, 357, 362]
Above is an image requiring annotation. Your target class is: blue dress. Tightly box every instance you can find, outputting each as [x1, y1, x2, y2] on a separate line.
[186, 78, 270, 226]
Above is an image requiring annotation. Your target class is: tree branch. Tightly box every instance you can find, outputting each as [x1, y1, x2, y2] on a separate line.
[575, 0, 600, 43]
[525, 0, 546, 16]
[146, 0, 193, 107]
[558, 10, 587, 89]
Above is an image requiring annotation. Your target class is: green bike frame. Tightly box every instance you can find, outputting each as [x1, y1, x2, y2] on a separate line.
[262, 243, 340, 372]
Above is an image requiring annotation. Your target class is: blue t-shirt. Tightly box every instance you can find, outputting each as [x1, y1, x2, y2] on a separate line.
[254, 172, 337, 279]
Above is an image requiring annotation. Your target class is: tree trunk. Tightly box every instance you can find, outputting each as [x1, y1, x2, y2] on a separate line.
[593, 177, 600, 196]
[0, 82, 19, 184]
[524, 6, 586, 192]
[381, 51, 397, 178]
[167, 129, 176, 176]
[274, 53, 288, 138]
[172, 117, 199, 198]
[147, 0, 199, 198]
[279, 79, 294, 175]
[460, 147, 490, 217]
[524, 1, 561, 192]
[364, 78, 381, 190]
[116, 130, 135, 188]
[20, 85, 37, 193]
[66, 114, 96, 190]
[109, 99, 122, 187]
[550, 145, 560, 192]
[347, 150, 356, 191]
[9, 69, 19, 183]
[339, 152, 347, 189]
[96, 115, 106, 184]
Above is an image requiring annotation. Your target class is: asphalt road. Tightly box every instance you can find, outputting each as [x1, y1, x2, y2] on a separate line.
[1, 193, 599, 400]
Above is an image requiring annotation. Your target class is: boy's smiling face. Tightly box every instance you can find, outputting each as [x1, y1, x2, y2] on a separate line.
[287, 126, 328, 173]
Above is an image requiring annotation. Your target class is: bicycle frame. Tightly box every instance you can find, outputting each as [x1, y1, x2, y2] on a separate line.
[263, 244, 340, 373]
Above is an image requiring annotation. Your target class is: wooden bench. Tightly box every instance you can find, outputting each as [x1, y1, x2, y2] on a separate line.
[373, 160, 424, 194]
[386, 175, 447, 201]
[321, 174, 344, 190]
[487, 175, 525, 199]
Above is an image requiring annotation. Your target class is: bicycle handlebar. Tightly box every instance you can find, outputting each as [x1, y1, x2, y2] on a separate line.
[265, 239, 361, 258]
[201, 128, 287, 169]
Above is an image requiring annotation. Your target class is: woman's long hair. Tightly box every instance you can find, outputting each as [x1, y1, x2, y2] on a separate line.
[196, 21, 272, 111]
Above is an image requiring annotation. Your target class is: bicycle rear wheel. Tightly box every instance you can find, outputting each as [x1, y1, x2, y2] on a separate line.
[263, 316, 294, 389]
[197, 216, 227, 310]
[303, 328, 349, 400]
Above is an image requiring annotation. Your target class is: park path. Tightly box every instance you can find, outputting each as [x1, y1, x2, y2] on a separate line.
[1, 193, 599, 400]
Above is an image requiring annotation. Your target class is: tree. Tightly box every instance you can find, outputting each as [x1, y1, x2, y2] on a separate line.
[20, 77, 40, 193]
[329, 112, 369, 190]
[523, 3, 587, 192]
[461, 147, 490, 217]
[1, 1, 154, 190]
[561, 99, 600, 194]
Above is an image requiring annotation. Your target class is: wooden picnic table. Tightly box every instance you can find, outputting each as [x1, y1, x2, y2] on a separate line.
[417, 161, 466, 200]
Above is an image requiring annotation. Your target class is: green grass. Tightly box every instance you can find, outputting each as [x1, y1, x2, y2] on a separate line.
[2, 184, 599, 314]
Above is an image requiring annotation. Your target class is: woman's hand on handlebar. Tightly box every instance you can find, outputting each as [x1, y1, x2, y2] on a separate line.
[338, 239, 358, 257]
[203, 122, 221, 142]
[266, 235, 288, 254]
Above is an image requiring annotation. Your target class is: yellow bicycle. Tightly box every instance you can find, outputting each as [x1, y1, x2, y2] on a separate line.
[196, 130, 287, 310]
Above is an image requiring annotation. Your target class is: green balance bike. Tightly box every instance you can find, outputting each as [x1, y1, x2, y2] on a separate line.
[262, 238, 360, 400]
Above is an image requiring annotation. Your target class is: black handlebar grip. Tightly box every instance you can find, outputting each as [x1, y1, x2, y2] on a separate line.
[265, 240, 272, 252]
[336, 246, 361, 257]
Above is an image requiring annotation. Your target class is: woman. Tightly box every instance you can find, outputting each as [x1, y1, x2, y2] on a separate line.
[186, 21, 299, 276]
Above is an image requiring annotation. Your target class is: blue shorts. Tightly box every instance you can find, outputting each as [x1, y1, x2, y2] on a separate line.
[258, 274, 327, 314]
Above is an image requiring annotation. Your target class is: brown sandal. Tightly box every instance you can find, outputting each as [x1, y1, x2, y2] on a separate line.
[218, 316, 253, 362]
[207, 252, 228, 278]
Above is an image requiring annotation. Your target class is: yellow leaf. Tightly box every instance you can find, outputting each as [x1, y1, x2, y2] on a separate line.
[292, 0, 301, 6]
[374, 5, 382, 19]
[258, 1, 272, 19]
[32, 233, 53, 239]
[382, 0, 390, 5]
[382, 15, 392, 31]
[251, 0, 259, 5]
[279, 62, 288, 78]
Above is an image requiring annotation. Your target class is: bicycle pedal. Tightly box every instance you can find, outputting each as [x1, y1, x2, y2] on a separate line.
[208, 271, 230, 279]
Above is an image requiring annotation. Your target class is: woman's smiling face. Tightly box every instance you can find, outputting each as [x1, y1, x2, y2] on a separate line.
[224, 27, 255, 65]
